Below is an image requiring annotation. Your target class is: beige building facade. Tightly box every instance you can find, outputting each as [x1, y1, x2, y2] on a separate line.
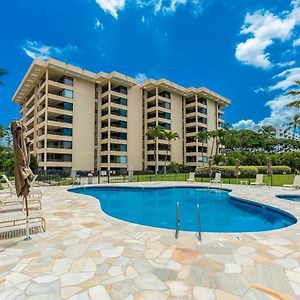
[13, 58, 230, 173]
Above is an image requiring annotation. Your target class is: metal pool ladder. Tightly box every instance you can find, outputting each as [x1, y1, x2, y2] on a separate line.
[196, 202, 202, 241]
[175, 201, 180, 239]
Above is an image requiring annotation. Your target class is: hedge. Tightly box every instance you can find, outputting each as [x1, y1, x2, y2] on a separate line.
[255, 166, 292, 174]
[195, 166, 258, 178]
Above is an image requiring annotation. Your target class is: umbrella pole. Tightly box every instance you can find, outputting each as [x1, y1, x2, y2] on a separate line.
[24, 195, 31, 241]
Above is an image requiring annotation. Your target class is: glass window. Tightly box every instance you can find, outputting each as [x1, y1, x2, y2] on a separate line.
[63, 128, 72, 136]
[120, 109, 127, 117]
[61, 89, 73, 99]
[62, 76, 73, 86]
[119, 156, 127, 163]
[64, 102, 73, 111]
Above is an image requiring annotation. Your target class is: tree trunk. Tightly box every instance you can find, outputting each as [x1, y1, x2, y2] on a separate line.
[201, 141, 204, 166]
[155, 138, 158, 175]
[164, 142, 170, 175]
[210, 137, 215, 157]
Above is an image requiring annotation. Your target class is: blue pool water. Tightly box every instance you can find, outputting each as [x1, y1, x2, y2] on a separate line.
[277, 194, 300, 202]
[71, 187, 297, 233]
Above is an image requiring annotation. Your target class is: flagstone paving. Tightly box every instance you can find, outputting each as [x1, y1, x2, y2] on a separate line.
[0, 182, 300, 299]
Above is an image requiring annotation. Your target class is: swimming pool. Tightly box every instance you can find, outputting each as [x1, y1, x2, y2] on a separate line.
[277, 194, 300, 202]
[71, 186, 297, 233]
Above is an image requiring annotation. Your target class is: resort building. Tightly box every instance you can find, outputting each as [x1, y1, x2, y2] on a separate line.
[12, 58, 230, 173]
[275, 127, 300, 141]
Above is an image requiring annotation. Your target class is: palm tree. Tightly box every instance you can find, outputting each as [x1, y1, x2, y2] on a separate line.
[195, 131, 209, 166]
[215, 129, 228, 155]
[163, 130, 179, 174]
[209, 130, 217, 157]
[0, 124, 4, 138]
[0, 68, 8, 86]
[259, 125, 276, 137]
[146, 125, 165, 175]
[287, 81, 300, 108]
[285, 114, 300, 140]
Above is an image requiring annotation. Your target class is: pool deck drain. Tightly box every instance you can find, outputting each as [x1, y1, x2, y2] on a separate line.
[0, 182, 300, 299]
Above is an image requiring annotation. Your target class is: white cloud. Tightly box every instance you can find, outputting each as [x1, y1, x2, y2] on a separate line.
[276, 60, 296, 68]
[141, 15, 145, 22]
[95, 19, 104, 29]
[254, 87, 265, 94]
[235, 1, 300, 68]
[135, 73, 147, 83]
[269, 67, 300, 91]
[293, 37, 300, 46]
[95, 0, 125, 19]
[232, 119, 260, 130]
[22, 41, 77, 60]
[136, 0, 203, 15]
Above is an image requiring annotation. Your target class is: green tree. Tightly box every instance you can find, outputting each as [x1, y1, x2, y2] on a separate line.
[163, 130, 179, 174]
[146, 125, 165, 175]
[195, 131, 209, 166]
[287, 81, 300, 108]
[208, 130, 218, 157]
[259, 125, 276, 137]
[0, 68, 8, 86]
[285, 114, 300, 140]
[0, 124, 5, 138]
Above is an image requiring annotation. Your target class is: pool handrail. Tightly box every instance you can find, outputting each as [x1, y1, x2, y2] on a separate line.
[175, 201, 180, 239]
[196, 202, 202, 241]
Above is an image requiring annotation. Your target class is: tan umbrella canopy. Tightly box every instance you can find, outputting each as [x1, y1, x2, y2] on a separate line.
[267, 157, 273, 186]
[208, 158, 213, 179]
[10, 121, 33, 240]
[234, 159, 240, 177]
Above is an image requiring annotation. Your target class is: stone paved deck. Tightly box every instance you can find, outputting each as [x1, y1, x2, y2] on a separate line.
[0, 182, 300, 300]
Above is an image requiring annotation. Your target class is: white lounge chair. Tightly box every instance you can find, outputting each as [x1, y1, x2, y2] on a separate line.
[250, 174, 266, 186]
[283, 175, 300, 189]
[1, 175, 42, 199]
[0, 210, 46, 235]
[210, 173, 223, 185]
[187, 172, 195, 182]
[0, 194, 41, 212]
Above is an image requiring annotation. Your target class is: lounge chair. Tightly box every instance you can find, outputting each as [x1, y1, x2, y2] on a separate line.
[283, 175, 300, 189]
[210, 173, 223, 186]
[0, 210, 46, 235]
[1, 175, 42, 199]
[250, 174, 266, 186]
[0, 194, 41, 212]
[187, 172, 195, 182]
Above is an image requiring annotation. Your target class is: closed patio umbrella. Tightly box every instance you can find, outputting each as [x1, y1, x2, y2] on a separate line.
[234, 158, 240, 183]
[267, 157, 273, 186]
[10, 121, 33, 240]
[208, 158, 213, 180]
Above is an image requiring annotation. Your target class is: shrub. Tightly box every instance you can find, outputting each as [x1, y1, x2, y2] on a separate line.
[256, 166, 292, 174]
[195, 166, 258, 178]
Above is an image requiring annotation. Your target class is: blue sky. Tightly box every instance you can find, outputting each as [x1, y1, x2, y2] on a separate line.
[0, 0, 300, 129]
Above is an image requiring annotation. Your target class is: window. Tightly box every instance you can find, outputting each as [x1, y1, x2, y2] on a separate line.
[198, 107, 207, 114]
[62, 76, 73, 86]
[63, 128, 72, 136]
[60, 89, 73, 99]
[198, 97, 207, 105]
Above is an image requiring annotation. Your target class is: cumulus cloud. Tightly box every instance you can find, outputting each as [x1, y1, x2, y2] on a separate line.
[95, 0, 125, 19]
[269, 67, 300, 91]
[22, 41, 77, 60]
[234, 68, 300, 129]
[235, 1, 300, 68]
[135, 73, 148, 83]
[232, 119, 260, 130]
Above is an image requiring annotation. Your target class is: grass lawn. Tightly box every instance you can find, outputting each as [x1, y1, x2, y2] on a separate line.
[130, 173, 296, 187]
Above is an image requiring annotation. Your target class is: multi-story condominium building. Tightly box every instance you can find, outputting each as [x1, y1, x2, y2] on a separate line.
[12, 58, 230, 173]
[275, 128, 300, 141]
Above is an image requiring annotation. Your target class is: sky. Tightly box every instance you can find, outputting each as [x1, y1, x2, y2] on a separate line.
[0, 0, 300, 130]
